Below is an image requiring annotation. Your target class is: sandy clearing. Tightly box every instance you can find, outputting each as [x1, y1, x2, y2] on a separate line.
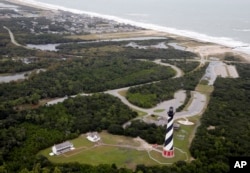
[227, 65, 239, 78]
[215, 64, 228, 77]
[178, 120, 194, 126]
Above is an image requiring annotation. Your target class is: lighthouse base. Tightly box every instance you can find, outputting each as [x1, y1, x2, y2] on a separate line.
[162, 149, 174, 158]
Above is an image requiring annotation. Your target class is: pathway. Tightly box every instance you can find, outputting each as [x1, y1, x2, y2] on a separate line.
[153, 59, 183, 78]
[3, 26, 30, 49]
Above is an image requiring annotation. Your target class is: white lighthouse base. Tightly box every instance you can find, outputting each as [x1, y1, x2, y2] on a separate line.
[162, 149, 174, 158]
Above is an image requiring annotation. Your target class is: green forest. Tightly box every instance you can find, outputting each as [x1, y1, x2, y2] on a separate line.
[1, 63, 249, 173]
[1, 3, 250, 173]
[161, 59, 200, 73]
[0, 57, 175, 106]
[126, 64, 207, 108]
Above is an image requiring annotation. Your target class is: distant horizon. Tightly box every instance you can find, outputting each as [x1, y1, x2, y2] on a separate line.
[10, 0, 250, 55]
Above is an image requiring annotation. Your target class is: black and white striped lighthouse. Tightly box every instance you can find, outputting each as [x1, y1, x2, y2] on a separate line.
[162, 106, 175, 158]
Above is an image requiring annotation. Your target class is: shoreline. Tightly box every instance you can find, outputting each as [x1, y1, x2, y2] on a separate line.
[5, 0, 250, 62]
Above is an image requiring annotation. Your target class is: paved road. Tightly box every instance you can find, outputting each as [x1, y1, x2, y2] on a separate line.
[153, 59, 183, 78]
[3, 26, 29, 48]
[174, 91, 206, 119]
[46, 60, 206, 127]
[105, 89, 186, 117]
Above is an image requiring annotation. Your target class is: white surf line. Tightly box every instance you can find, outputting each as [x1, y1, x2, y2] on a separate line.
[13, 0, 250, 56]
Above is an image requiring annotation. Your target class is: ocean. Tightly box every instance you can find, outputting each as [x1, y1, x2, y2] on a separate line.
[16, 0, 250, 54]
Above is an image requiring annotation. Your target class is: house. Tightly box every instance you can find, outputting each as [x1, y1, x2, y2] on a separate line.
[52, 141, 74, 155]
[173, 123, 180, 130]
[86, 132, 101, 142]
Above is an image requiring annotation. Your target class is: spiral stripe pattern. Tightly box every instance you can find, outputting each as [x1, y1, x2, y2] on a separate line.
[162, 107, 175, 157]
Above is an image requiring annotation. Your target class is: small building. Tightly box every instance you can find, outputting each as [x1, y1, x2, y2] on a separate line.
[86, 132, 100, 142]
[52, 141, 74, 155]
[173, 123, 180, 130]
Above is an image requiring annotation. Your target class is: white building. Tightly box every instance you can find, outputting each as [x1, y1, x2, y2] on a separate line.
[52, 141, 74, 155]
[86, 132, 101, 142]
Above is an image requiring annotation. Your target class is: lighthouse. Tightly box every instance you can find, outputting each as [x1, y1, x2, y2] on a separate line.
[162, 106, 175, 158]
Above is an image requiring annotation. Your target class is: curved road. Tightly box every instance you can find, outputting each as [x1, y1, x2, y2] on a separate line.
[3, 26, 29, 48]
[46, 60, 207, 125]
[105, 88, 186, 117]
[4, 26, 206, 123]
[153, 59, 183, 78]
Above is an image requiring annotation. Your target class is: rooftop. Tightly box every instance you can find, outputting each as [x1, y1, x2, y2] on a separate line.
[54, 141, 73, 150]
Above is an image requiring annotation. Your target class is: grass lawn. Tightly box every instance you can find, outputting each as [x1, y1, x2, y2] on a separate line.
[145, 114, 160, 121]
[153, 109, 165, 113]
[39, 131, 189, 170]
[173, 115, 201, 160]
[149, 149, 187, 164]
[118, 90, 127, 97]
[132, 109, 148, 117]
[195, 84, 214, 94]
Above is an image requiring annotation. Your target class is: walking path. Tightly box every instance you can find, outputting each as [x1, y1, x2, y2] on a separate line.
[4, 26, 207, 123]
[153, 59, 183, 78]
[104, 89, 186, 117]
[46, 61, 206, 126]
[3, 26, 31, 49]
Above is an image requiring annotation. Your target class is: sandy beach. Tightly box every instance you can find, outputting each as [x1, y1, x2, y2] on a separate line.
[5, 0, 250, 62]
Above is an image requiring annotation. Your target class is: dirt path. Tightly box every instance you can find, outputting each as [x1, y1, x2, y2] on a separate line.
[153, 59, 183, 78]
[3, 26, 31, 49]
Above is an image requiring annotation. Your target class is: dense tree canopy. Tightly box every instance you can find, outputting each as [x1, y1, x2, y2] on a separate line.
[0, 93, 137, 172]
[126, 64, 207, 108]
[189, 64, 250, 173]
[0, 57, 175, 105]
[162, 59, 200, 73]
[57, 40, 197, 60]
[1, 5, 249, 172]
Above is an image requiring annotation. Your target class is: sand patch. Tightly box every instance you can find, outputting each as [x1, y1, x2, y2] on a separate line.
[215, 64, 228, 77]
[203, 61, 239, 85]
[186, 45, 232, 58]
[178, 120, 194, 126]
[207, 126, 216, 130]
[227, 65, 239, 78]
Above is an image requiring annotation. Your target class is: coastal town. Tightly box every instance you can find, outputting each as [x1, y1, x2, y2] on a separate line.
[0, 0, 250, 173]
[0, 1, 141, 35]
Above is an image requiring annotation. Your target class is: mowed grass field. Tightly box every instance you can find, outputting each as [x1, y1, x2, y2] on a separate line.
[38, 131, 189, 169]
[174, 116, 200, 159]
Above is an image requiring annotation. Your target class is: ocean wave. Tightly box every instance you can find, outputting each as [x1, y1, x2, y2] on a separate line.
[17, 0, 250, 55]
[125, 13, 149, 17]
[233, 28, 250, 32]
